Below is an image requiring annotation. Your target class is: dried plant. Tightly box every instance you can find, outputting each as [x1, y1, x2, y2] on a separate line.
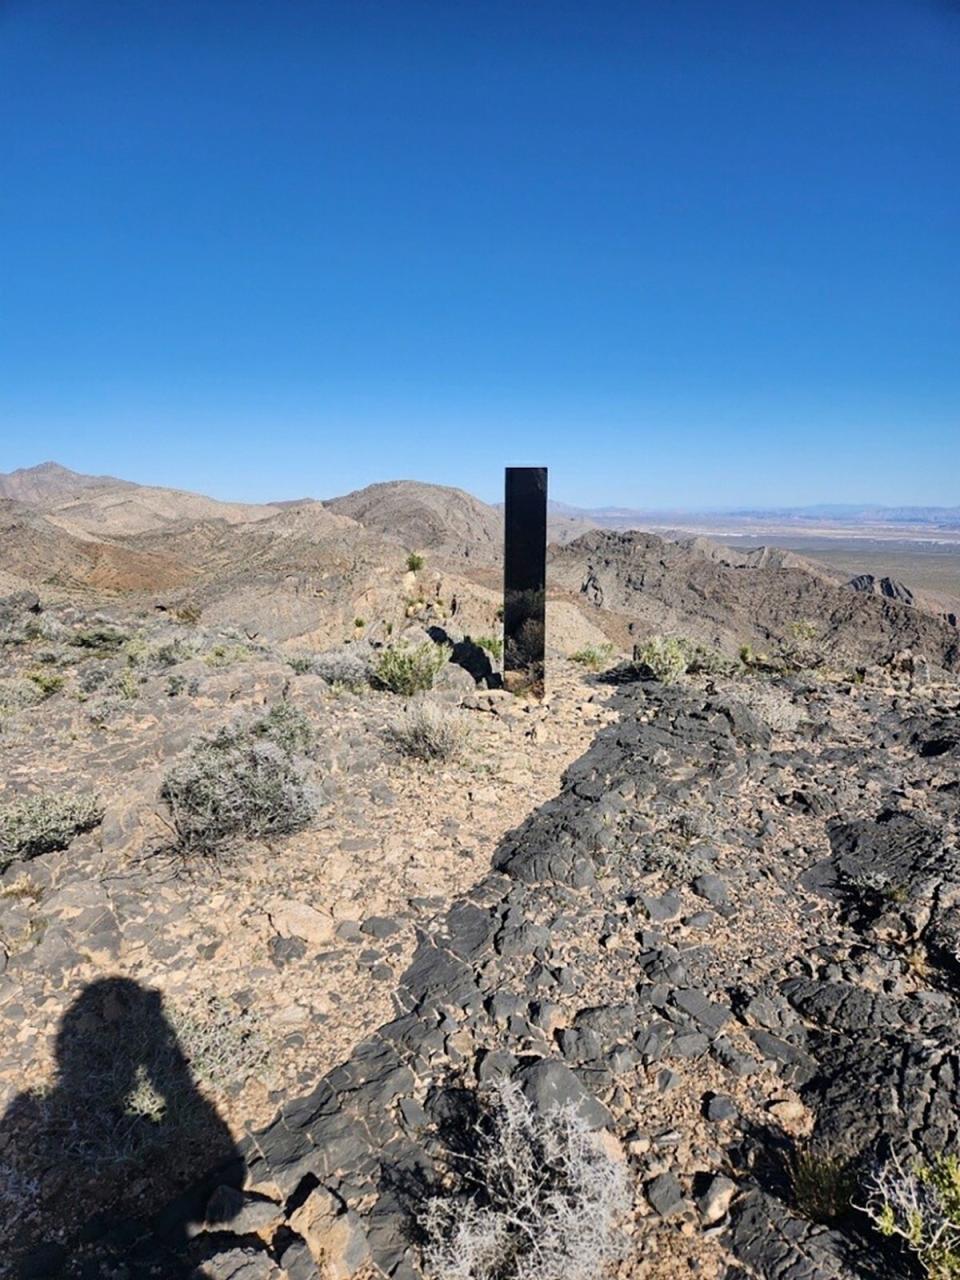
[421, 1079, 631, 1280]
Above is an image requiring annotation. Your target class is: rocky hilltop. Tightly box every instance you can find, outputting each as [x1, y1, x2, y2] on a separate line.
[2, 464, 960, 1280]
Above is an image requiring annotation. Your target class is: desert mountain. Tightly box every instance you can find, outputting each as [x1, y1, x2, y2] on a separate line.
[0, 461, 278, 535]
[550, 528, 960, 670]
[325, 480, 502, 564]
[0, 498, 193, 594]
[2, 462, 959, 662]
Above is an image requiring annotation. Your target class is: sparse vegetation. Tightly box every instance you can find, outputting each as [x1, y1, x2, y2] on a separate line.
[632, 635, 690, 683]
[862, 1150, 960, 1278]
[311, 642, 375, 689]
[570, 643, 614, 671]
[70, 626, 128, 654]
[0, 676, 45, 715]
[632, 635, 737, 682]
[169, 992, 268, 1092]
[0, 791, 104, 869]
[421, 1079, 630, 1280]
[374, 641, 451, 696]
[160, 705, 317, 854]
[475, 635, 503, 662]
[789, 1143, 856, 1224]
[287, 654, 315, 675]
[26, 670, 65, 698]
[174, 603, 203, 625]
[204, 641, 251, 668]
[387, 698, 471, 762]
[407, 552, 425, 572]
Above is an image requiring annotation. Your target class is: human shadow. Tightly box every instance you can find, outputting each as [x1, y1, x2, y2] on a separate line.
[0, 977, 243, 1277]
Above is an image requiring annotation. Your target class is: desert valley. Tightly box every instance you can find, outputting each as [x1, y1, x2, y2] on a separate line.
[0, 461, 959, 1279]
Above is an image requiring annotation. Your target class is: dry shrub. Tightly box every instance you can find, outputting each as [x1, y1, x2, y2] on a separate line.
[0, 791, 104, 870]
[421, 1079, 631, 1280]
[387, 699, 471, 762]
[161, 704, 317, 854]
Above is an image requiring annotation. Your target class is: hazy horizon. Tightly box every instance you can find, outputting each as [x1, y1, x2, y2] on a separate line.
[4, 457, 960, 521]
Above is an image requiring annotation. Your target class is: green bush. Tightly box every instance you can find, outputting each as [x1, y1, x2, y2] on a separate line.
[27, 671, 65, 698]
[160, 705, 317, 855]
[475, 635, 504, 662]
[632, 636, 690, 683]
[70, 626, 128, 653]
[632, 635, 736, 681]
[0, 791, 104, 869]
[406, 552, 425, 572]
[373, 642, 451, 696]
[570, 643, 614, 672]
[789, 1143, 855, 1224]
[204, 642, 251, 668]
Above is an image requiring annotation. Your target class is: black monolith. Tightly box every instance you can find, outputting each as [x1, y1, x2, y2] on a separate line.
[503, 466, 547, 697]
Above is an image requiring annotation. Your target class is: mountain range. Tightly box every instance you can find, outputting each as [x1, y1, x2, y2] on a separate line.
[2, 461, 959, 666]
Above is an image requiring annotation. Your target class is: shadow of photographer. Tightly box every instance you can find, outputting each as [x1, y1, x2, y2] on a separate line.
[0, 976, 243, 1277]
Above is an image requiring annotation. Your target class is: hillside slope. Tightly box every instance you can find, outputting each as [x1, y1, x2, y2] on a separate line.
[326, 479, 502, 564]
[0, 462, 278, 535]
[550, 528, 960, 669]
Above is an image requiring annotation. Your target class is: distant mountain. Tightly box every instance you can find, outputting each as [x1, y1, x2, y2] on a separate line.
[0, 462, 279, 535]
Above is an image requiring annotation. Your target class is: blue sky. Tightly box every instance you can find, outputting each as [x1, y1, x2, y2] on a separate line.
[1, 0, 958, 508]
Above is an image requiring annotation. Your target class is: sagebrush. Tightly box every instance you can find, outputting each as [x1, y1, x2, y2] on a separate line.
[421, 1079, 630, 1280]
[161, 704, 317, 854]
[387, 699, 471, 762]
[0, 791, 104, 870]
[310, 642, 375, 689]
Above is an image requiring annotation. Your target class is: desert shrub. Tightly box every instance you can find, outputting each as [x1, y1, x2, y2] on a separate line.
[735, 683, 808, 734]
[125, 635, 196, 671]
[374, 641, 451, 697]
[862, 1150, 960, 1278]
[161, 707, 316, 854]
[168, 992, 268, 1092]
[407, 552, 425, 572]
[0, 791, 104, 869]
[287, 654, 314, 675]
[70, 626, 128, 653]
[19, 983, 265, 1176]
[789, 1143, 856, 1224]
[249, 701, 315, 756]
[107, 668, 141, 700]
[475, 635, 504, 662]
[204, 642, 251, 668]
[26, 670, 64, 698]
[421, 1078, 630, 1280]
[0, 677, 44, 715]
[570, 643, 614, 672]
[311, 642, 375, 689]
[632, 635, 689, 683]
[175, 603, 203, 625]
[76, 663, 112, 695]
[387, 699, 471, 762]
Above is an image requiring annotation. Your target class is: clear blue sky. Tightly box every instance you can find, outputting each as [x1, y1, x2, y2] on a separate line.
[1, 0, 958, 508]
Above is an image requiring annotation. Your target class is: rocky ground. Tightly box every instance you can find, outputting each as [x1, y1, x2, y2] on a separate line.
[0, 591, 618, 1274]
[3, 590, 960, 1279]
